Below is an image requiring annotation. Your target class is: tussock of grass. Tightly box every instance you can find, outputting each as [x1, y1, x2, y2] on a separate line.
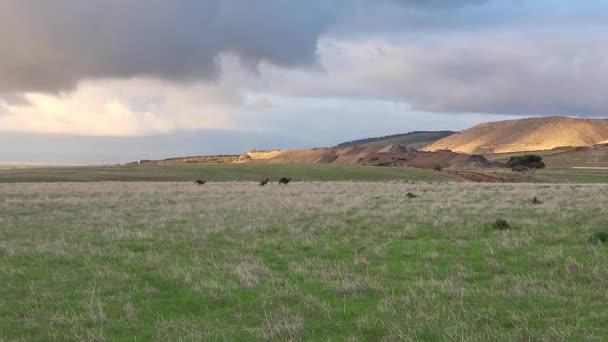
[491, 218, 511, 231]
[589, 231, 608, 244]
[1, 182, 608, 340]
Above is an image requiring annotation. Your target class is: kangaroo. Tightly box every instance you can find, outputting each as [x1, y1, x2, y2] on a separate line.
[278, 177, 291, 185]
[406, 192, 418, 199]
[531, 197, 543, 204]
[194, 180, 206, 186]
[259, 178, 270, 186]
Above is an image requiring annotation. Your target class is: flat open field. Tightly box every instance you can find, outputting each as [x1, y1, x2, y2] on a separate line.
[0, 163, 452, 183]
[486, 147, 608, 170]
[490, 169, 608, 184]
[3, 163, 608, 185]
[1, 182, 607, 340]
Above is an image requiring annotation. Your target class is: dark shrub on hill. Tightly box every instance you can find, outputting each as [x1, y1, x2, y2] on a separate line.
[507, 155, 546, 169]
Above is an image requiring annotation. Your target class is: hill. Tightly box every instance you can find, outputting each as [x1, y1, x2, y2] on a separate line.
[423, 116, 608, 154]
[127, 155, 240, 165]
[336, 131, 455, 148]
[239, 145, 491, 170]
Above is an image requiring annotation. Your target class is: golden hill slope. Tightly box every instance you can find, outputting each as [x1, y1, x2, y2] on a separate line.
[423, 116, 608, 154]
[239, 145, 491, 170]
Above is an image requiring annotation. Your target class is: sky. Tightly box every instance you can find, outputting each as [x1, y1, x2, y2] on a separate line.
[1, 0, 607, 164]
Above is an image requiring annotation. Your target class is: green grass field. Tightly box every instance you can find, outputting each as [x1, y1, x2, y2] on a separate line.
[486, 148, 608, 170]
[490, 168, 608, 184]
[0, 163, 453, 183]
[1, 182, 607, 340]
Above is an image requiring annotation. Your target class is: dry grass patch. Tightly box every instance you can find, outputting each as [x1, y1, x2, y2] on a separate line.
[232, 259, 271, 288]
[258, 307, 304, 341]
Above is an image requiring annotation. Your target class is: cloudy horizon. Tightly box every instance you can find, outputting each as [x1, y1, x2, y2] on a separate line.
[1, 0, 607, 164]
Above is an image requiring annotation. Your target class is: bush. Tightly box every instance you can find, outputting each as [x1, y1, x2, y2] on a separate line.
[507, 155, 546, 169]
[589, 231, 608, 244]
[491, 218, 511, 231]
[433, 165, 443, 172]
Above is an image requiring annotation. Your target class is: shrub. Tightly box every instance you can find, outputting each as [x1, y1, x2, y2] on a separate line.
[433, 164, 443, 172]
[589, 231, 608, 244]
[507, 155, 546, 169]
[491, 218, 511, 231]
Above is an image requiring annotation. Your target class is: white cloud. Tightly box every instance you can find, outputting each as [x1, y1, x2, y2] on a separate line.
[241, 31, 608, 116]
[0, 78, 239, 136]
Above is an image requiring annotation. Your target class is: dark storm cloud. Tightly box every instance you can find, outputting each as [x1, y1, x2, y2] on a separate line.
[0, 0, 493, 94]
[0, 93, 31, 107]
[0, 0, 338, 93]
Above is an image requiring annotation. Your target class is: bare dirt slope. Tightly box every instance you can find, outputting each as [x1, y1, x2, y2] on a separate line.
[423, 116, 608, 154]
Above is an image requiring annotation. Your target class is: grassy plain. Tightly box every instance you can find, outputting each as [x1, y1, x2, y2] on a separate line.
[486, 147, 608, 170]
[1, 181, 607, 340]
[490, 168, 608, 184]
[0, 163, 452, 183]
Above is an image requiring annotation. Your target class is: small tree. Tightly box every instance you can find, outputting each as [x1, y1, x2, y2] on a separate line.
[508, 155, 546, 170]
